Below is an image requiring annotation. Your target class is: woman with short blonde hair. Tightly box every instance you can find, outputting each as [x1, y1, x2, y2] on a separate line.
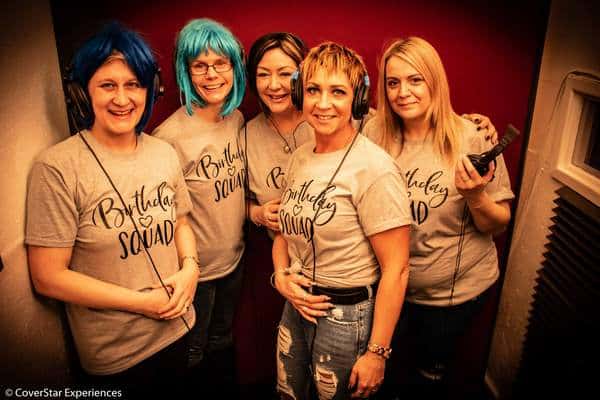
[272, 42, 411, 399]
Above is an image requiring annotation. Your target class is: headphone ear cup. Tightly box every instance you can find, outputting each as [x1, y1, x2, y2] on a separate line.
[352, 76, 370, 120]
[290, 70, 303, 111]
[64, 78, 92, 130]
[153, 67, 164, 103]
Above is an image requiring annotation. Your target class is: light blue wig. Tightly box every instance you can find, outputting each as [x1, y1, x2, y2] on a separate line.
[174, 19, 246, 117]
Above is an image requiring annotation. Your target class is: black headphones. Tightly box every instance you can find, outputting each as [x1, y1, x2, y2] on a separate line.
[290, 70, 370, 120]
[64, 64, 164, 130]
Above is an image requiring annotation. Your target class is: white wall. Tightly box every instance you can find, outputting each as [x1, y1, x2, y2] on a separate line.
[486, 1, 600, 398]
[0, 0, 72, 383]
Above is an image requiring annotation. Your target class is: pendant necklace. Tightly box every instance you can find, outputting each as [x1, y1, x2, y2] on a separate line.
[268, 116, 301, 154]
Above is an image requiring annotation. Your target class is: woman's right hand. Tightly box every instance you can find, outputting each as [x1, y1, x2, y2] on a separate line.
[140, 287, 172, 320]
[253, 198, 281, 231]
[274, 272, 333, 324]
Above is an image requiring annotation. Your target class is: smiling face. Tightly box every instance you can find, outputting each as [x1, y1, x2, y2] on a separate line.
[385, 55, 432, 123]
[87, 56, 147, 139]
[256, 48, 297, 115]
[303, 68, 354, 138]
[189, 48, 234, 107]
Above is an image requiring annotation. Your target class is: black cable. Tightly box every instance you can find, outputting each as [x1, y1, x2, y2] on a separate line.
[78, 133, 191, 331]
[309, 129, 361, 284]
[449, 203, 469, 306]
[433, 202, 469, 381]
[306, 119, 365, 368]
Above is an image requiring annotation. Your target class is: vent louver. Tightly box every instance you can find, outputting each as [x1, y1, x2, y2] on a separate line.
[514, 186, 599, 398]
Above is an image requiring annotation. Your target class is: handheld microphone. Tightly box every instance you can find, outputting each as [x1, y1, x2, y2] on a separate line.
[467, 124, 520, 176]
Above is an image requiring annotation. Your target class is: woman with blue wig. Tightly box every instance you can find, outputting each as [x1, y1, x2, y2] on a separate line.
[26, 22, 199, 386]
[153, 18, 246, 389]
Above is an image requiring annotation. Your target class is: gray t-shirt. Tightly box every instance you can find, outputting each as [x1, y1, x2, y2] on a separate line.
[246, 110, 376, 206]
[364, 117, 515, 306]
[153, 107, 246, 281]
[25, 131, 194, 375]
[279, 134, 411, 288]
[246, 112, 313, 206]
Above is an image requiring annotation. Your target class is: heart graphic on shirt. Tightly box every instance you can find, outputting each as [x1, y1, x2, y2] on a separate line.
[228, 166, 236, 176]
[293, 205, 303, 216]
[139, 215, 153, 228]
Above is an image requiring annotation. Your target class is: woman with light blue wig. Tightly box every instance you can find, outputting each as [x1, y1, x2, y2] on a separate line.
[153, 18, 247, 392]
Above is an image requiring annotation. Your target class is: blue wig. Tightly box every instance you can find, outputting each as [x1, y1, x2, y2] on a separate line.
[70, 22, 159, 133]
[174, 19, 246, 117]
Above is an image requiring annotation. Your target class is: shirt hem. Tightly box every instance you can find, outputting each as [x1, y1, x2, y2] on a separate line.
[81, 320, 193, 376]
[362, 217, 411, 237]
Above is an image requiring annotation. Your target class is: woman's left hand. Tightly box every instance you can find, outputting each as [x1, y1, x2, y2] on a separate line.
[157, 262, 199, 320]
[455, 155, 495, 201]
[348, 352, 385, 398]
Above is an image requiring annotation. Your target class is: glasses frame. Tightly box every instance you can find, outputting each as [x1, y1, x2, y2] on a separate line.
[189, 60, 233, 76]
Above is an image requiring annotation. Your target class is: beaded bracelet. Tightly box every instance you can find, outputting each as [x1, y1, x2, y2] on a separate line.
[180, 255, 201, 270]
[367, 343, 392, 359]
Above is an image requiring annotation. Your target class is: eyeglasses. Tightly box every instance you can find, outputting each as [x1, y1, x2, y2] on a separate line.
[189, 60, 232, 76]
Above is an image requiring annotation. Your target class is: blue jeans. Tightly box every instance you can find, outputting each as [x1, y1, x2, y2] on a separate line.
[276, 296, 375, 400]
[188, 260, 244, 368]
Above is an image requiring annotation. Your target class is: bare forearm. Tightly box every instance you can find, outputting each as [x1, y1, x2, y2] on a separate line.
[465, 194, 511, 234]
[33, 266, 151, 313]
[367, 226, 410, 348]
[248, 199, 261, 225]
[174, 216, 200, 277]
[369, 265, 408, 348]
[272, 233, 290, 272]
[28, 246, 161, 316]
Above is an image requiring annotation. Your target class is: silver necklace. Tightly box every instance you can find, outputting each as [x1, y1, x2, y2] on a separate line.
[268, 116, 301, 154]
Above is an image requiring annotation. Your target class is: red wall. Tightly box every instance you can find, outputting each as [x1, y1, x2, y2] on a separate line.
[51, 0, 548, 389]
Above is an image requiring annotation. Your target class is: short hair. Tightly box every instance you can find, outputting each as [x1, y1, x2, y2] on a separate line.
[376, 36, 462, 162]
[301, 42, 368, 95]
[174, 18, 246, 117]
[246, 32, 306, 114]
[69, 21, 159, 133]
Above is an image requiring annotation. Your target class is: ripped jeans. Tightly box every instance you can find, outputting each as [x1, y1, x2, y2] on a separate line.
[276, 298, 374, 400]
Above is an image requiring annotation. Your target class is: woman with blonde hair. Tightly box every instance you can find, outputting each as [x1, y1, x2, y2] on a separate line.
[364, 36, 514, 388]
[272, 41, 411, 399]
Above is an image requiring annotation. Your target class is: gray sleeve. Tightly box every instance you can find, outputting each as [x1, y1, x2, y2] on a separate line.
[356, 171, 412, 237]
[25, 161, 77, 247]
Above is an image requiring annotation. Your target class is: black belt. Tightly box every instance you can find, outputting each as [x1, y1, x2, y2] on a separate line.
[311, 282, 378, 305]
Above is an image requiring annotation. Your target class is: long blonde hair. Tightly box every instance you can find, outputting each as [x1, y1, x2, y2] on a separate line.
[375, 37, 463, 163]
